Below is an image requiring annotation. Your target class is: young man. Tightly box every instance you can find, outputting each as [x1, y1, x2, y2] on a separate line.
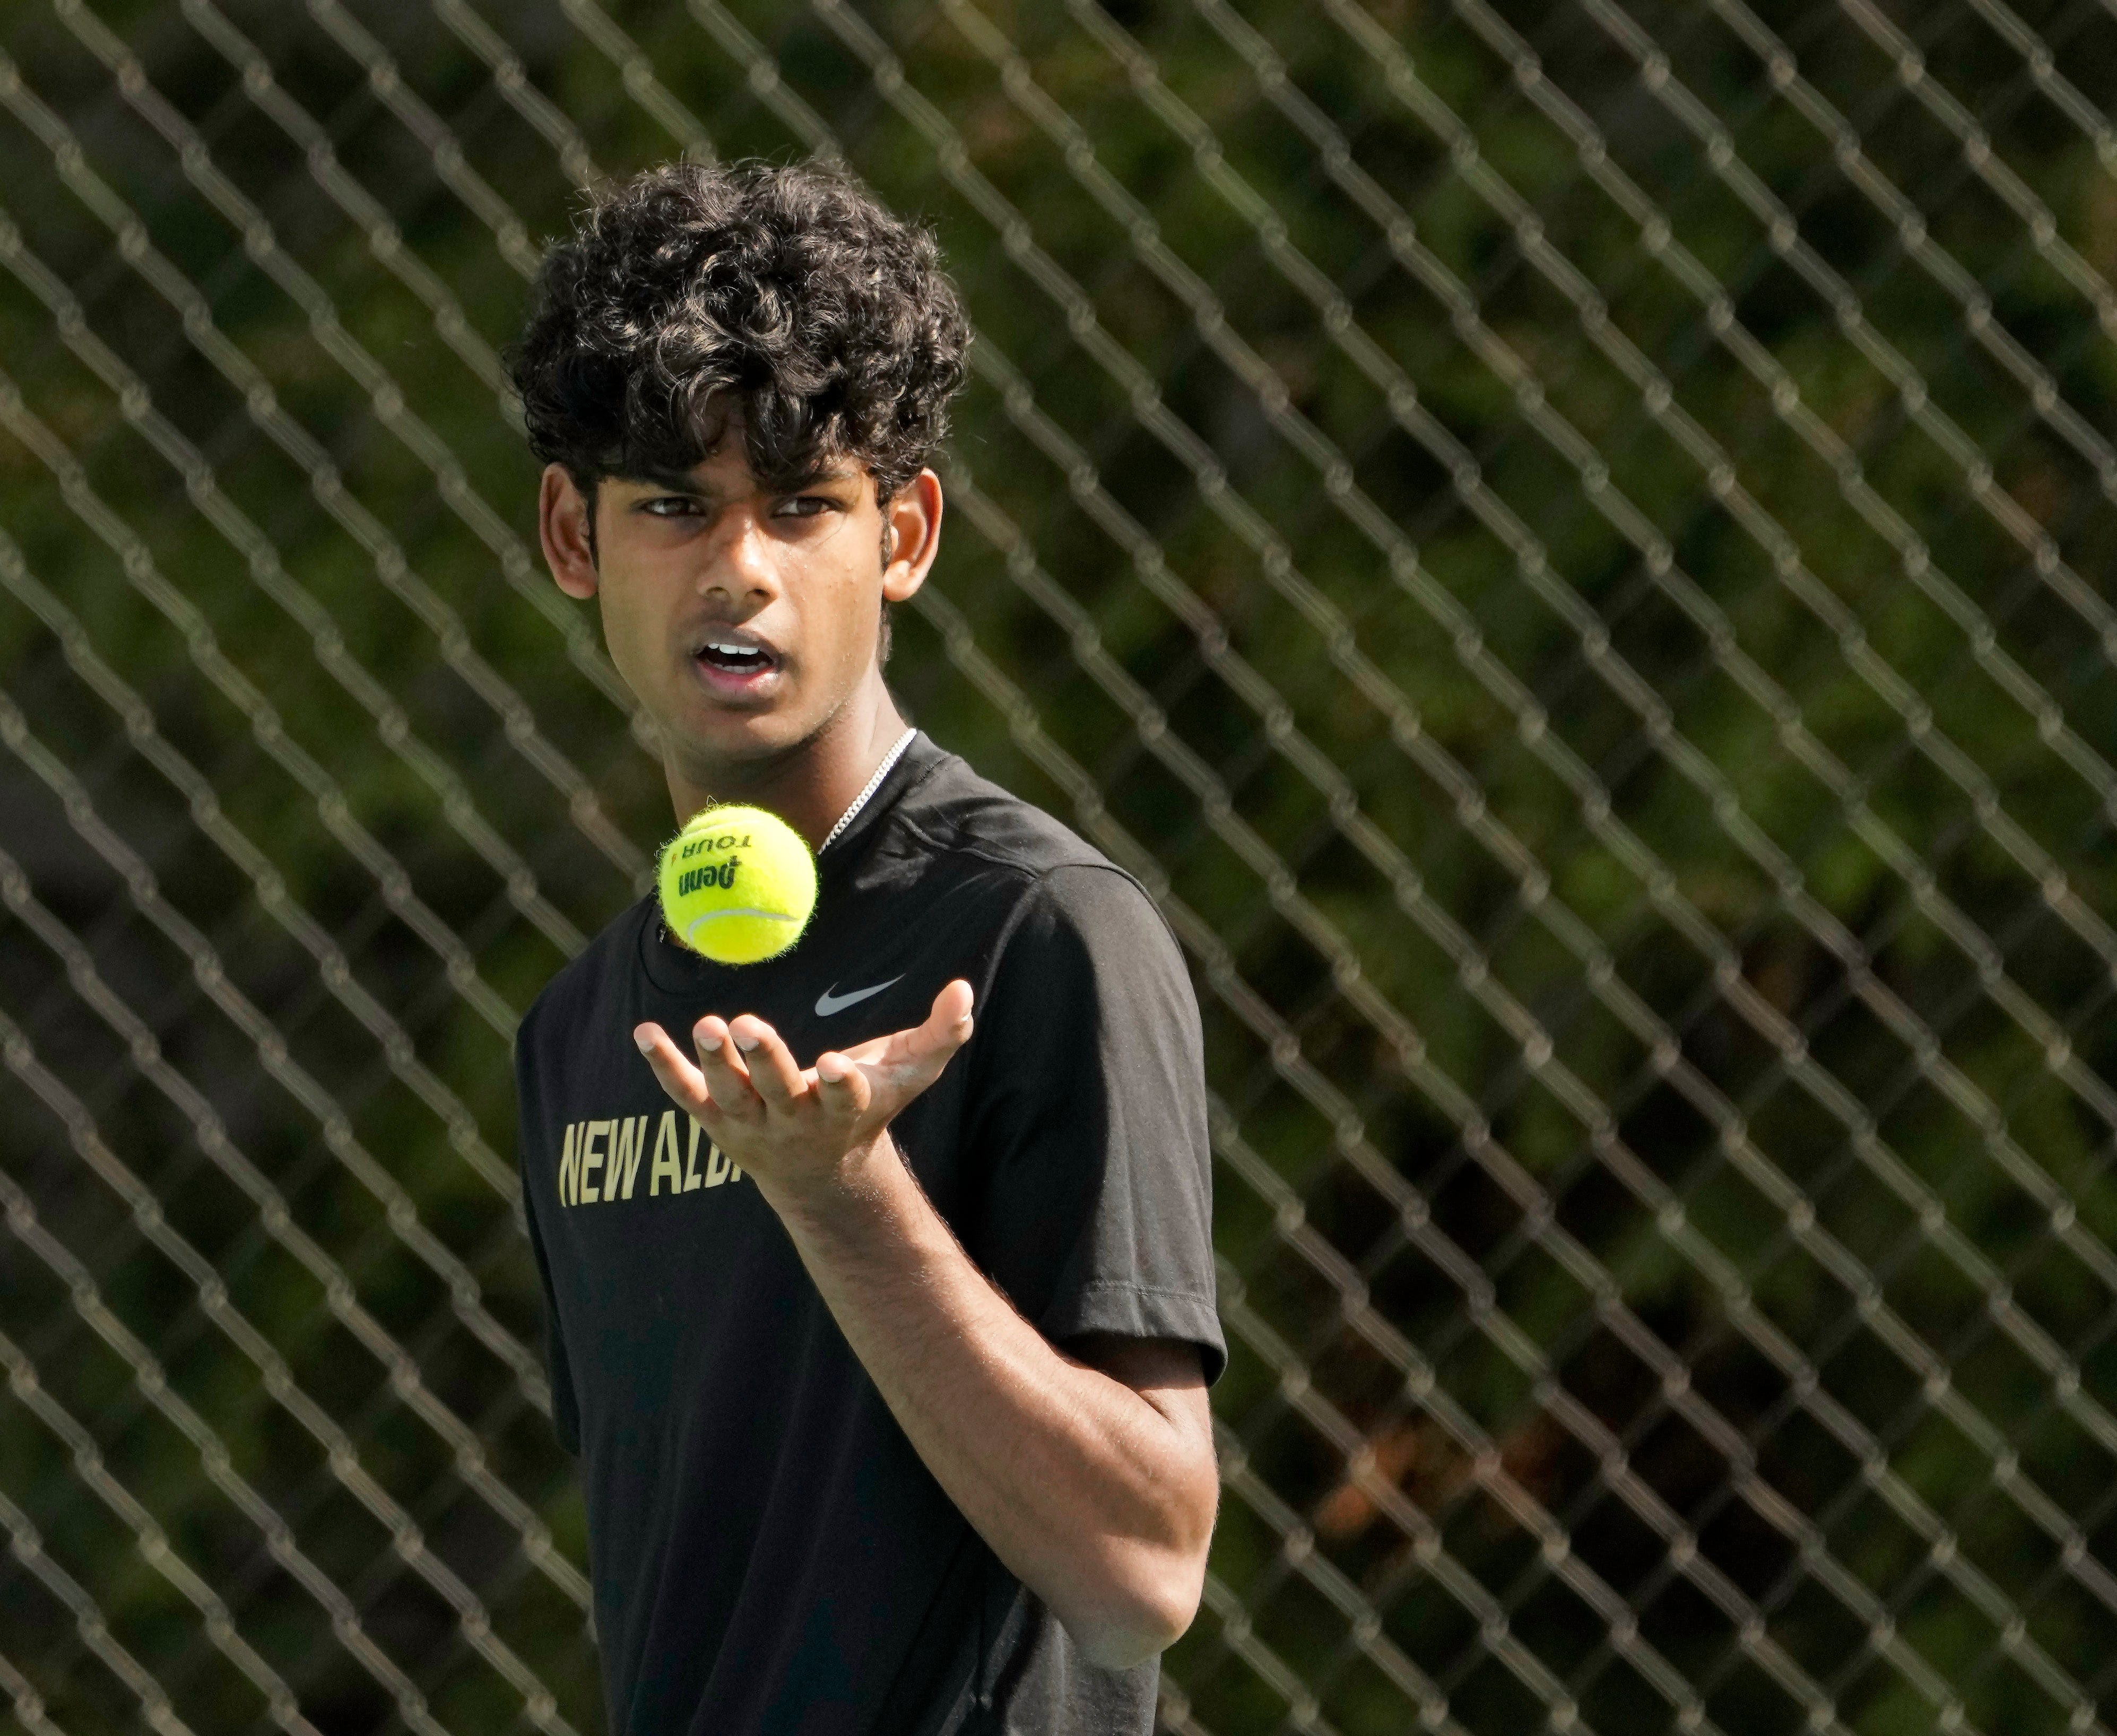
[507, 162, 1223, 1734]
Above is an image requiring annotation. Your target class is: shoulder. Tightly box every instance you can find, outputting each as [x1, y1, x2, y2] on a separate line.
[886, 757, 1193, 1035]
[887, 751, 1173, 943]
[888, 750, 1108, 871]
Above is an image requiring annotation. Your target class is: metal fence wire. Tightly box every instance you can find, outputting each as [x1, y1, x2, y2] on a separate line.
[2, 0, 2115, 1730]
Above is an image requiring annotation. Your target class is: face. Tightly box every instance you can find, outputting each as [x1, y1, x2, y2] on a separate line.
[538, 440, 941, 798]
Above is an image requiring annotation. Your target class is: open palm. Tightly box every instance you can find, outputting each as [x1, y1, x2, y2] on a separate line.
[632, 980, 976, 1206]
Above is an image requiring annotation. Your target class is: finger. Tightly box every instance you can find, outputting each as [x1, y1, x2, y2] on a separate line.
[731, 1015, 804, 1106]
[813, 1051, 873, 1121]
[634, 1022, 710, 1116]
[883, 980, 977, 1077]
[843, 980, 977, 1070]
[693, 1014, 761, 1118]
[928, 979, 975, 1040]
[857, 980, 978, 1116]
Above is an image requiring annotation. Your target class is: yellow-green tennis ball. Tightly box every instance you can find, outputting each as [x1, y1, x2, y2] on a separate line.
[657, 804, 818, 965]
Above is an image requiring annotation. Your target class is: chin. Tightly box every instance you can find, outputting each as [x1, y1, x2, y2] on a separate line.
[673, 704, 811, 766]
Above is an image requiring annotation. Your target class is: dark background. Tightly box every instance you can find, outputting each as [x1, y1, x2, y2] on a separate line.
[3, 1, 2115, 1731]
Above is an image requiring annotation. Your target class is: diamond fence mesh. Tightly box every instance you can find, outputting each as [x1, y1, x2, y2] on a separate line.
[1, 0, 2114, 1731]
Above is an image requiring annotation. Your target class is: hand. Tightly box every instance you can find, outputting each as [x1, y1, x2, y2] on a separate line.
[632, 980, 976, 1213]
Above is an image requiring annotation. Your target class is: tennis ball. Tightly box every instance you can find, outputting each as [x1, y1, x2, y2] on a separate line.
[657, 804, 818, 965]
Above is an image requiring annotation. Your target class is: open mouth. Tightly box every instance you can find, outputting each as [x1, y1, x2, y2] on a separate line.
[692, 632, 780, 689]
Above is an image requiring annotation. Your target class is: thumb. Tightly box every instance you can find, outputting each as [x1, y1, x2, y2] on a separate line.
[861, 980, 977, 1113]
[927, 978, 974, 1043]
[896, 980, 973, 1079]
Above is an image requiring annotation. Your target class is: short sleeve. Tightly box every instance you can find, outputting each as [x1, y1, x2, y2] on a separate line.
[962, 864, 1224, 1385]
[514, 1012, 582, 1453]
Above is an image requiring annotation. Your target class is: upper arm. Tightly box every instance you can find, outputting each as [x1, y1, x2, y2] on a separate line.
[1069, 1333, 1219, 1529]
[967, 866, 1227, 1387]
[515, 1006, 582, 1454]
[1070, 1333, 1211, 1427]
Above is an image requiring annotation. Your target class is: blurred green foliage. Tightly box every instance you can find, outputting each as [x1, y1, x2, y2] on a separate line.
[2, 1, 2115, 1732]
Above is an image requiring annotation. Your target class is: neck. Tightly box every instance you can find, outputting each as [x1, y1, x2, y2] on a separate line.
[664, 679, 909, 851]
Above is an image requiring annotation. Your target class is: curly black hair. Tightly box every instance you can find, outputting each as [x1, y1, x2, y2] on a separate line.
[509, 159, 970, 507]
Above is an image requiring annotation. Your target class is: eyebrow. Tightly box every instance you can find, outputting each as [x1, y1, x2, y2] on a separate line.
[618, 467, 858, 498]
[615, 469, 719, 497]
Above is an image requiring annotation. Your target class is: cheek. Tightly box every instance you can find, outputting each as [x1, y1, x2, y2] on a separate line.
[594, 578, 667, 686]
[808, 566, 883, 666]
[831, 589, 884, 671]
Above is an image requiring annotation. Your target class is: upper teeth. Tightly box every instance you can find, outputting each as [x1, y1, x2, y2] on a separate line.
[709, 641, 759, 657]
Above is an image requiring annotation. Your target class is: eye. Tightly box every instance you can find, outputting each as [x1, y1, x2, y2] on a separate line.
[638, 496, 701, 517]
[773, 494, 838, 519]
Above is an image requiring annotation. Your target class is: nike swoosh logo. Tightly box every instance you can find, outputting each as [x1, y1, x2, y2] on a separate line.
[815, 976, 903, 1017]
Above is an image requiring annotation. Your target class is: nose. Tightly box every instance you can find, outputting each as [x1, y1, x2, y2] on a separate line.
[696, 501, 779, 605]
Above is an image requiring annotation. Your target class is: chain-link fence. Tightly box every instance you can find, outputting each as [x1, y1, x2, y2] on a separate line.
[3, 0, 2114, 1731]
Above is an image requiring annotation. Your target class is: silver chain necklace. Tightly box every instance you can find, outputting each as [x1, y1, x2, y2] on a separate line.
[655, 729, 916, 947]
[819, 727, 917, 855]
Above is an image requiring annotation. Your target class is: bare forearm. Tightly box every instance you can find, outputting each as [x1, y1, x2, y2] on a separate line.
[767, 1138, 1214, 1666]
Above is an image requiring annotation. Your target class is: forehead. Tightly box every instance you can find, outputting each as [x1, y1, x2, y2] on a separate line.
[609, 442, 868, 497]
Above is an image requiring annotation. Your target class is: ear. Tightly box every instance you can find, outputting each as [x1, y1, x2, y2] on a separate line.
[539, 464, 601, 600]
[881, 468, 943, 604]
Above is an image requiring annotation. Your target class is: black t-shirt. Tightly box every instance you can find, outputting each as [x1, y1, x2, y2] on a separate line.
[514, 733, 1224, 1735]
